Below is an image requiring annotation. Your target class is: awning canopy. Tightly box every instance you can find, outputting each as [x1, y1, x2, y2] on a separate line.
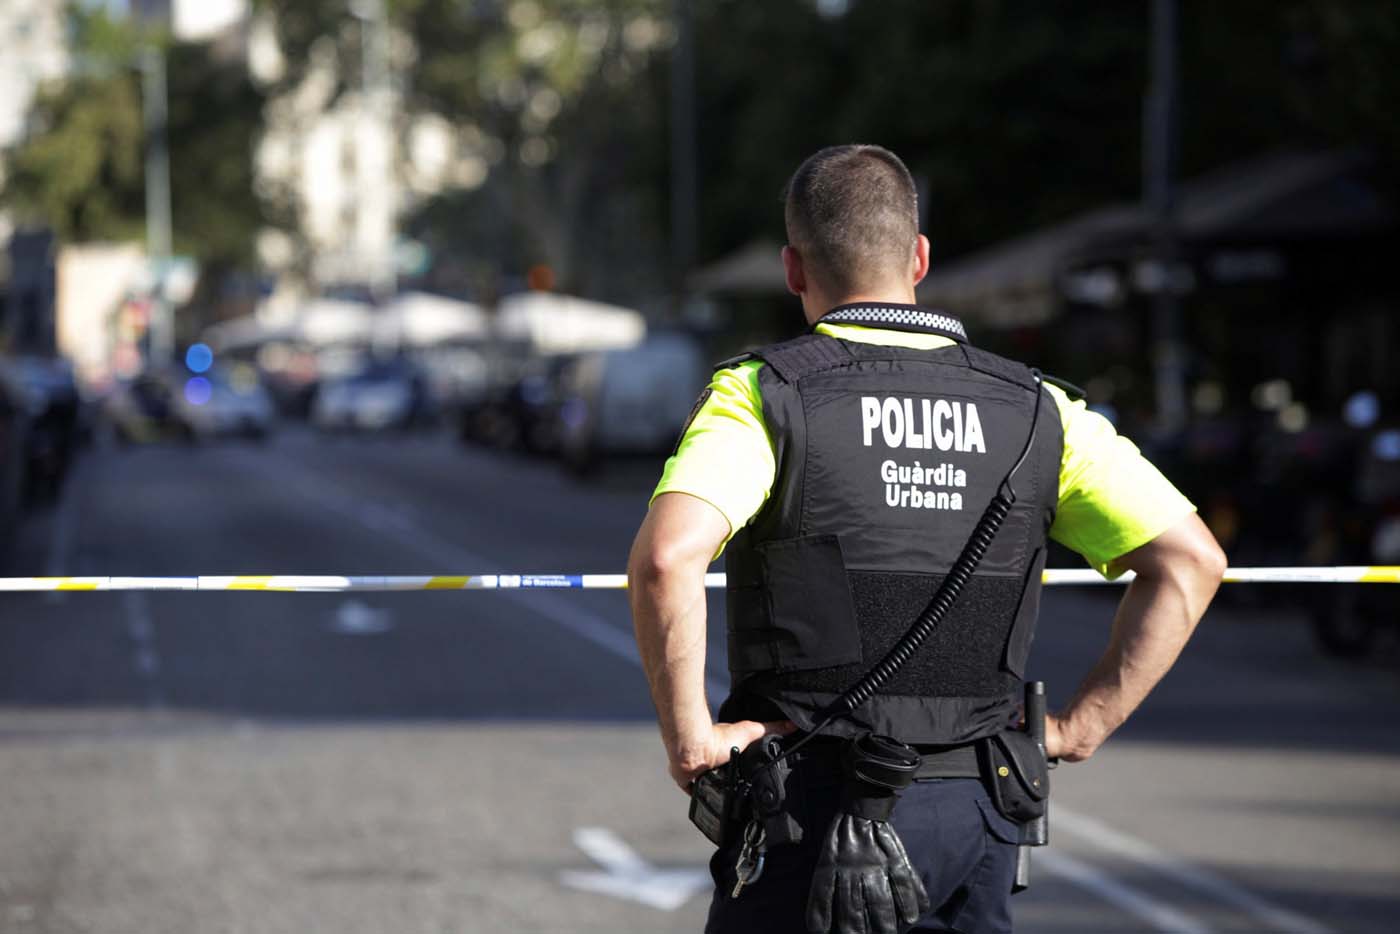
[687, 239, 787, 296]
[494, 291, 645, 354]
[917, 149, 1392, 326]
[205, 292, 490, 352]
[374, 292, 488, 346]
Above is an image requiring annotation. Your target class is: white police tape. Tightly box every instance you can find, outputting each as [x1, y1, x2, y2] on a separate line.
[0, 567, 1396, 593]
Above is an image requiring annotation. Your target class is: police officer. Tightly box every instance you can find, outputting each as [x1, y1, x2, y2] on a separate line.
[628, 144, 1227, 933]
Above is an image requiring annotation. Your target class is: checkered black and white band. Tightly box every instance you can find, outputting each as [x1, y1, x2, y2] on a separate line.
[822, 305, 968, 340]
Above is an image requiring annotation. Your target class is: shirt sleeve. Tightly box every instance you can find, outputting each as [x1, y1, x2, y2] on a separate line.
[1047, 383, 1197, 578]
[650, 361, 776, 555]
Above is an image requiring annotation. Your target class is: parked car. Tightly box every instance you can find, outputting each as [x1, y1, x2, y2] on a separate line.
[104, 372, 196, 445]
[311, 358, 432, 432]
[455, 346, 534, 449]
[0, 359, 30, 547]
[174, 365, 276, 441]
[13, 355, 81, 504]
[556, 333, 707, 473]
[465, 354, 581, 455]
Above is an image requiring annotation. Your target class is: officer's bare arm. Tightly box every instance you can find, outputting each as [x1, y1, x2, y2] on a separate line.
[1047, 512, 1227, 762]
[628, 492, 792, 792]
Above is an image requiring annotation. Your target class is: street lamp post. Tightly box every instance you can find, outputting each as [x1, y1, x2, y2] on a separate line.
[140, 44, 174, 364]
[669, 0, 697, 311]
[348, 0, 397, 303]
[1145, 0, 1187, 433]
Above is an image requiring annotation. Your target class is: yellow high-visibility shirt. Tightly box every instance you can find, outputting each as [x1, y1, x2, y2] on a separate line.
[652, 322, 1195, 577]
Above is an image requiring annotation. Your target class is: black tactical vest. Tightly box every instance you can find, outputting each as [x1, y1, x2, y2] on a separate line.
[718, 304, 1063, 746]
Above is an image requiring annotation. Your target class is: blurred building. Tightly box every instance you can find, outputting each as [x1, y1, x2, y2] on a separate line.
[0, 0, 67, 150]
[171, 0, 246, 41]
[55, 243, 149, 387]
[248, 7, 470, 296]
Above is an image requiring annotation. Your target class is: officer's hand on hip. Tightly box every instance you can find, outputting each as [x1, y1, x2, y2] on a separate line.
[671, 719, 797, 793]
[1044, 713, 1097, 763]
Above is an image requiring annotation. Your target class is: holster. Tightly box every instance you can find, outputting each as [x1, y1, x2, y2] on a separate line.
[688, 735, 801, 849]
[977, 729, 1049, 825]
[689, 759, 742, 848]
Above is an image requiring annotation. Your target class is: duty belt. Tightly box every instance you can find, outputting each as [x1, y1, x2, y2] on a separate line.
[790, 738, 981, 780]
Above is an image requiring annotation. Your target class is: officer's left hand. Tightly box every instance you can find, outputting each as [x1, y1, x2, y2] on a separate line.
[672, 719, 796, 793]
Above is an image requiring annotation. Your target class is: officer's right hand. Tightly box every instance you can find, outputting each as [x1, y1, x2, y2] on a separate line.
[672, 719, 796, 793]
[1044, 714, 1096, 762]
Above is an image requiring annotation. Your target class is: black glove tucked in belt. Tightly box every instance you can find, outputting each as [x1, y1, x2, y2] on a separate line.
[806, 734, 930, 934]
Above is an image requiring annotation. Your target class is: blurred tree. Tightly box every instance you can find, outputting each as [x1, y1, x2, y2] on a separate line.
[688, 0, 1397, 264]
[2, 8, 267, 272]
[165, 43, 267, 270]
[3, 71, 147, 243]
[397, 0, 672, 300]
[691, 0, 1146, 263]
[246, 0, 1400, 300]
[2, 7, 147, 243]
[1215, 0, 1400, 189]
[253, 0, 671, 301]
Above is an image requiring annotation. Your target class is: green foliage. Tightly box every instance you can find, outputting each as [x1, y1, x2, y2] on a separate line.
[1, 6, 266, 269]
[250, 0, 671, 296]
[364, 0, 1400, 294]
[691, 0, 1148, 261]
[689, 0, 1396, 264]
[395, 0, 673, 297]
[1278, 0, 1400, 180]
[165, 43, 266, 266]
[11, 0, 1390, 299]
[3, 70, 147, 242]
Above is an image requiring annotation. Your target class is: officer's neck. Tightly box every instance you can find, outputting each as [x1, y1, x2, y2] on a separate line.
[801, 287, 920, 326]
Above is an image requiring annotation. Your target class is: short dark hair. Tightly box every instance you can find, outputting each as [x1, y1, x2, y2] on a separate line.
[784, 145, 919, 295]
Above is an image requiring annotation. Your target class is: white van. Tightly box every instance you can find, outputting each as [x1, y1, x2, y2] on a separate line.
[557, 333, 707, 471]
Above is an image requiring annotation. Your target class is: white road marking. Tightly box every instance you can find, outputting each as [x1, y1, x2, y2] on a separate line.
[249, 450, 731, 699]
[122, 590, 165, 708]
[328, 599, 395, 634]
[1038, 847, 1213, 933]
[127, 612, 153, 641]
[135, 647, 160, 676]
[560, 827, 710, 911]
[1055, 807, 1333, 934]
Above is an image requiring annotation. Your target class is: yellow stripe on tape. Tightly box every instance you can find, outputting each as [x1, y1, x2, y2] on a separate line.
[56, 578, 100, 591]
[426, 576, 469, 590]
[228, 576, 274, 591]
[1359, 566, 1400, 584]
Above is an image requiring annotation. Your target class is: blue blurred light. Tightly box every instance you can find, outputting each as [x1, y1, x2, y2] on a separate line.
[185, 342, 214, 374]
[1343, 391, 1380, 429]
[1374, 430, 1400, 463]
[184, 377, 213, 406]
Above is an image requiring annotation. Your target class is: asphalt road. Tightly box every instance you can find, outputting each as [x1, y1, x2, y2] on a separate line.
[0, 428, 1397, 934]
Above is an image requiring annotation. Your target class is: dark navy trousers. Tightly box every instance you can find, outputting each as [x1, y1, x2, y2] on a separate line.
[704, 767, 1020, 934]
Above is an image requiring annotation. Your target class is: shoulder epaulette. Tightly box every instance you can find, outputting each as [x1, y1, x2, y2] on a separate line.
[958, 345, 1038, 392]
[747, 333, 854, 383]
[1040, 373, 1086, 401]
[713, 350, 757, 371]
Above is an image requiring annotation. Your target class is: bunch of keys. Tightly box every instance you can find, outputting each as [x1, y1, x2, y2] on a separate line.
[731, 819, 768, 897]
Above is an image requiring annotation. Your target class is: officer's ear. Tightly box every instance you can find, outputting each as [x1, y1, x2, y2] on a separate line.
[912, 235, 931, 287]
[782, 245, 807, 297]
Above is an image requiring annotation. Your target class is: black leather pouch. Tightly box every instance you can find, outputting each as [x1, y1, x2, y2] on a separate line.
[978, 730, 1049, 824]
